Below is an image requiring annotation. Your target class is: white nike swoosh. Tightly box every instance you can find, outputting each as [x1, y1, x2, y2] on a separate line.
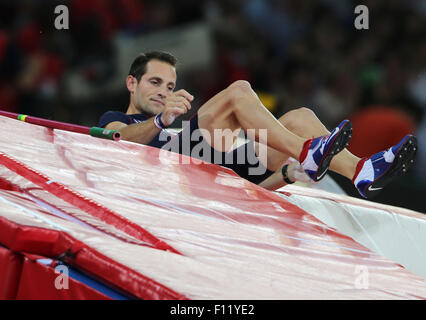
[327, 127, 340, 144]
[368, 185, 382, 191]
[316, 169, 327, 180]
[319, 140, 326, 155]
[320, 127, 340, 154]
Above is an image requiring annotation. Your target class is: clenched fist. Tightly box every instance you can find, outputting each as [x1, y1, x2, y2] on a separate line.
[161, 89, 194, 127]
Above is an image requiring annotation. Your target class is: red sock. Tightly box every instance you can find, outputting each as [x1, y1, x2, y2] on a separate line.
[352, 158, 367, 184]
[299, 139, 313, 163]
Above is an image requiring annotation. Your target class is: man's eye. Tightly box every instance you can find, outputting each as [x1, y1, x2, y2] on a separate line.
[168, 87, 174, 91]
[151, 80, 159, 85]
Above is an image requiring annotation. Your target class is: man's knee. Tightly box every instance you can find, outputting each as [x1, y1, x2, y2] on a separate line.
[290, 107, 316, 118]
[225, 80, 255, 107]
[282, 107, 316, 121]
[227, 80, 252, 93]
[280, 107, 317, 132]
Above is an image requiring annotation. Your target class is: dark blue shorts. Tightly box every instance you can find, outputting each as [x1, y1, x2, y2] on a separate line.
[165, 114, 274, 185]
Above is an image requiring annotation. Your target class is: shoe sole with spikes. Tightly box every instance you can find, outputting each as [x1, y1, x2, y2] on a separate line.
[314, 120, 353, 182]
[363, 135, 417, 199]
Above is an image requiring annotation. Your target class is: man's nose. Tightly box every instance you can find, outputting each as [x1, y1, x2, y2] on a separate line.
[157, 86, 169, 98]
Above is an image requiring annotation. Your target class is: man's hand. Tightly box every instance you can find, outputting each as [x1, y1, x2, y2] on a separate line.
[258, 160, 314, 191]
[161, 89, 194, 127]
[287, 161, 314, 184]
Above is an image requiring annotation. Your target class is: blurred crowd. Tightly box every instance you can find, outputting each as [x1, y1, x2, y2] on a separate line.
[0, 0, 425, 210]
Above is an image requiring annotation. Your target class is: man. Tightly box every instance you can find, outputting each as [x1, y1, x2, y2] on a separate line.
[98, 51, 417, 198]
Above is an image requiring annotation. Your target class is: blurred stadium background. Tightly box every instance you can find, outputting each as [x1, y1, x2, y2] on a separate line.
[0, 0, 425, 212]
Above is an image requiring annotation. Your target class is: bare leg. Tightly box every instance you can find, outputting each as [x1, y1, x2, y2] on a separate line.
[197, 81, 359, 180]
[256, 107, 360, 179]
[197, 81, 306, 160]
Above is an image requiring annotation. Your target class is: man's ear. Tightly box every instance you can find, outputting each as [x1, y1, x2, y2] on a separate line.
[126, 75, 138, 93]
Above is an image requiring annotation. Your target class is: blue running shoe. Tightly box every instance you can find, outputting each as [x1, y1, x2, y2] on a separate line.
[300, 120, 352, 182]
[353, 135, 417, 198]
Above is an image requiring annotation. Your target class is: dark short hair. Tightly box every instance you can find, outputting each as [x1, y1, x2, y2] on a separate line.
[128, 51, 177, 81]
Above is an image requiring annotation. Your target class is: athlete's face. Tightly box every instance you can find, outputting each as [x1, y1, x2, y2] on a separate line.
[131, 59, 177, 115]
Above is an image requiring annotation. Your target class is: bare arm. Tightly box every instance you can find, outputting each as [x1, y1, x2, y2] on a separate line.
[105, 118, 161, 145]
[104, 89, 194, 145]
